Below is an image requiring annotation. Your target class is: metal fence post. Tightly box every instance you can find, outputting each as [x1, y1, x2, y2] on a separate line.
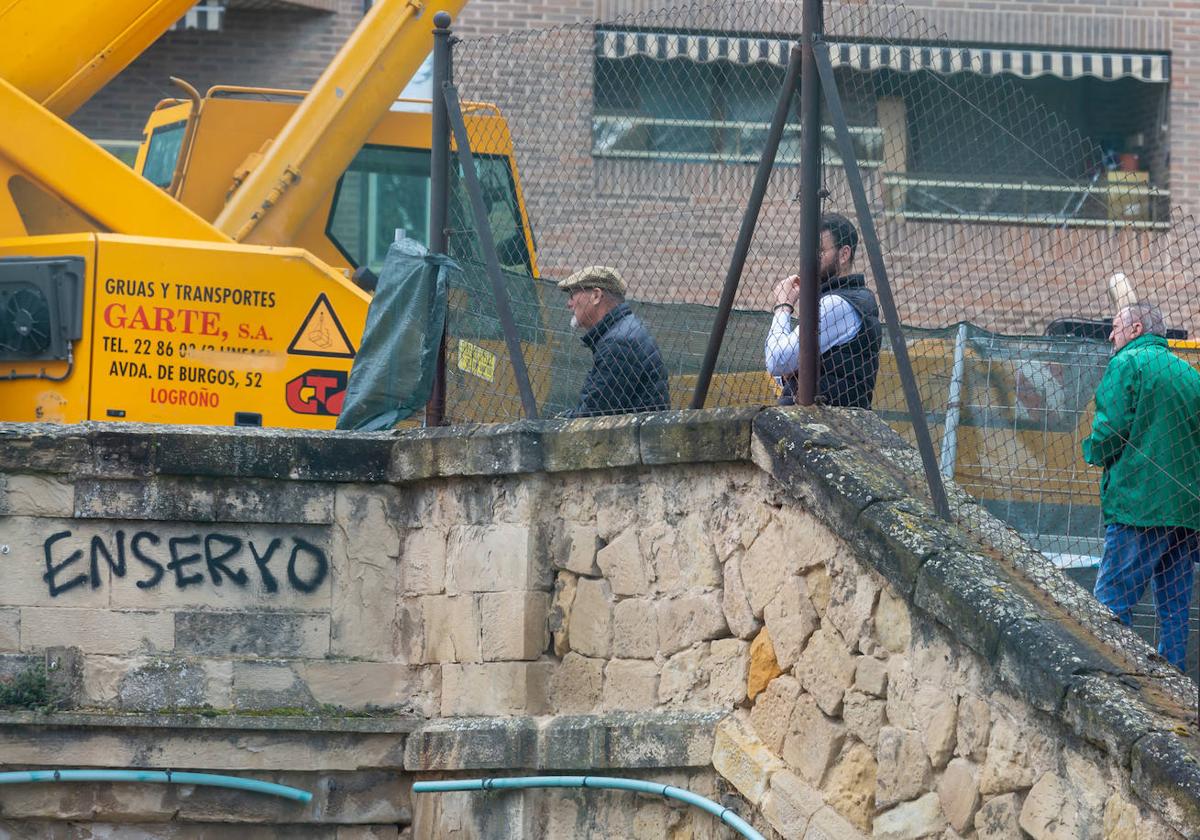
[442, 81, 540, 420]
[813, 43, 952, 521]
[690, 45, 803, 409]
[795, 0, 824, 406]
[425, 11, 453, 427]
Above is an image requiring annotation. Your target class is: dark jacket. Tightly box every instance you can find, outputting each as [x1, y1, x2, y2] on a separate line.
[780, 274, 882, 408]
[565, 302, 670, 418]
[1082, 333, 1200, 529]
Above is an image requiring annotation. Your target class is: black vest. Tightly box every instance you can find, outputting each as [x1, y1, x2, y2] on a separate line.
[779, 274, 882, 409]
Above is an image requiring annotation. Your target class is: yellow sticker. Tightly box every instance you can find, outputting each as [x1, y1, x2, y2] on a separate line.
[458, 339, 496, 382]
[288, 293, 356, 359]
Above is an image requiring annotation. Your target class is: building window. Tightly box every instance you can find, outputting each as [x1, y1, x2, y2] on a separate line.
[592, 29, 1170, 229]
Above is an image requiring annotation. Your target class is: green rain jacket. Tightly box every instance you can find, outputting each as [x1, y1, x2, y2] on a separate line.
[1082, 333, 1200, 530]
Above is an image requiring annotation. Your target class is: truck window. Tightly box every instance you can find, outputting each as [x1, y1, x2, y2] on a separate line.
[141, 121, 187, 188]
[328, 143, 533, 277]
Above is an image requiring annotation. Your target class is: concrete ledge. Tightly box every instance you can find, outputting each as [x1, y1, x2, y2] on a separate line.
[404, 712, 723, 772]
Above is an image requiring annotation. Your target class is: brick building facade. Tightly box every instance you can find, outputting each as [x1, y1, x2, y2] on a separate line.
[69, 0, 1200, 335]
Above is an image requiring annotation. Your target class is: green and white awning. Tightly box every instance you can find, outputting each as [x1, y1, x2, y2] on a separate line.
[595, 30, 1170, 83]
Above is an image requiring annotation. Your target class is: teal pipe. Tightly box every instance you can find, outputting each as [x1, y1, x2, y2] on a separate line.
[413, 775, 766, 840]
[0, 769, 312, 803]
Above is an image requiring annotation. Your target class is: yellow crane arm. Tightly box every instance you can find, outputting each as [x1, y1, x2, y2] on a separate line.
[214, 0, 467, 246]
[0, 0, 200, 117]
[0, 77, 228, 241]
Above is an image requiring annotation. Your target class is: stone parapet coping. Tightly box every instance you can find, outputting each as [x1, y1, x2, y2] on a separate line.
[0, 710, 420, 734]
[403, 711, 723, 772]
[4, 408, 1199, 832]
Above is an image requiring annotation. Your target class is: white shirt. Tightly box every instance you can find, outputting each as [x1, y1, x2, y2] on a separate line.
[764, 294, 862, 377]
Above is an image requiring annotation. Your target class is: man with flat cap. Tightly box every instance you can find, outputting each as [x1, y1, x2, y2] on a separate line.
[558, 265, 670, 418]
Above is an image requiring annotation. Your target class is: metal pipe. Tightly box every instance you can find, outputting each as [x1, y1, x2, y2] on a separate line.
[165, 76, 202, 198]
[939, 322, 968, 480]
[0, 769, 311, 803]
[795, 0, 824, 405]
[413, 775, 765, 840]
[813, 44, 952, 520]
[442, 81, 539, 419]
[425, 11, 453, 427]
[690, 45, 803, 410]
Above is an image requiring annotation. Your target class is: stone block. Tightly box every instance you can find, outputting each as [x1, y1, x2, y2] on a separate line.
[974, 792, 1022, 840]
[796, 626, 856, 716]
[0, 609, 18, 652]
[855, 655, 888, 698]
[446, 522, 538, 593]
[595, 481, 642, 543]
[656, 592, 728, 656]
[874, 792, 947, 839]
[330, 491, 403, 659]
[876, 727, 933, 809]
[712, 714, 786, 806]
[1130, 732, 1200, 839]
[441, 662, 552, 716]
[603, 659, 660, 711]
[569, 577, 613, 658]
[1019, 771, 1105, 840]
[550, 572, 577, 657]
[480, 591, 549, 661]
[954, 694, 989, 762]
[913, 548, 1025, 662]
[705, 637, 750, 706]
[741, 518, 808, 617]
[117, 658, 231, 711]
[638, 407, 756, 465]
[539, 414, 643, 474]
[873, 587, 912, 654]
[419, 595, 481, 664]
[763, 576, 819, 671]
[232, 660, 316, 710]
[17, 608, 172, 656]
[596, 529, 652, 596]
[782, 694, 846, 787]
[3, 517, 120, 608]
[557, 522, 601, 575]
[538, 711, 720, 770]
[612, 598, 658, 659]
[748, 627, 783, 701]
[299, 661, 438, 716]
[398, 528, 446, 595]
[807, 566, 832, 616]
[1, 474, 73, 516]
[805, 804, 867, 840]
[664, 513, 722, 591]
[979, 713, 1036, 796]
[749, 674, 801, 754]
[938, 758, 981, 834]
[550, 652, 604, 714]
[175, 611, 328, 658]
[823, 741, 877, 832]
[762, 769, 825, 838]
[722, 553, 762, 640]
[843, 691, 887, 750]
[404, 717, 537, 770]
[826, 568, 879, 654]
[922, 693, 958, 771]
[658, 645, 705, 705]
[75, 476, 335, 524]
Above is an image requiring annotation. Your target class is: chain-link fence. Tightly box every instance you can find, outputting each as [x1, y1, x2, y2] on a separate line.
[423, 0, 1200, 678]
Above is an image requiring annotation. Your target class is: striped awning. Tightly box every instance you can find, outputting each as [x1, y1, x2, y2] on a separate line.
[595, 30, 1170, 83]
[169, 2, 225, 31]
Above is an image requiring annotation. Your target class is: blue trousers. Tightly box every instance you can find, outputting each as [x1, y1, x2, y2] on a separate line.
[1094, 524, 1198, 671]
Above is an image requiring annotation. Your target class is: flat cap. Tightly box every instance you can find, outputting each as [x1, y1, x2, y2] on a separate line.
[556, 265, 626, 296]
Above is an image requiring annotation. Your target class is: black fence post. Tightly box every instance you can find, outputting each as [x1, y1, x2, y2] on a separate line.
[442, 81, 540, 420]
[795, 0, 824, 405]
[813, 43, 952, 521]
[425, 11, 453, 427]
[690, 45, 803, 410]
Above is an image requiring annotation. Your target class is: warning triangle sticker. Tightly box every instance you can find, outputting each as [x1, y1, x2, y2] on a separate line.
[287, 293, 356, 359]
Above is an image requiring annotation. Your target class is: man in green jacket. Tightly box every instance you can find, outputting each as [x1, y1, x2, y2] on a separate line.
[1082, 302, 1200, 670]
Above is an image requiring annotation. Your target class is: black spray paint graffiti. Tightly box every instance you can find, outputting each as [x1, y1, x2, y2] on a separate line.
[42, 530, 328, 597]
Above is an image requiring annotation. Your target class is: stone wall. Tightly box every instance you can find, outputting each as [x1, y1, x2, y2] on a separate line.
[1, 409, 1199, 837]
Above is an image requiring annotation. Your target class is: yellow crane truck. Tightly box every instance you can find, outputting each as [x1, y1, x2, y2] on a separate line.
[0, 0, 536, 428]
